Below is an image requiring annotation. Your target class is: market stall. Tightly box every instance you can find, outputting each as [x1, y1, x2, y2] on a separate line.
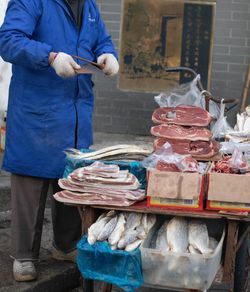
[53, 72, 250, 292]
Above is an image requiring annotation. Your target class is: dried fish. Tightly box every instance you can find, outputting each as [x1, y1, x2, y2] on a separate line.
[108, 213, 126, 245]
[117, 230, 139, 249]
[125, 239, 143, 252]
[97, 216, 118, 241]
[125, 213, 142, 230]
[87, 217, 110, 245]
[188, 220, 212, 254]
[155, 221, 169, 251]
[146, 214, 157, 233]
[188, 244, 201, 254]
[167, 217, 188, 252]
[209, 237, 218, 251]
[65, 144, 151, 160]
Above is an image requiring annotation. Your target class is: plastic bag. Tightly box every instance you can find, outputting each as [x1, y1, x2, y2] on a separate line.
[63, 149, 146, 189]
[154, 75, 220, 119]
[142, 142, 201, 173]
[211, 99, 233, 140]
[220, 141, 250, 154]
[229, 147, 248, 173]
[77, 235, 144, 292]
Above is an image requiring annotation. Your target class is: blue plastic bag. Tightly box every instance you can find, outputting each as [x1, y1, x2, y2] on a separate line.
[77, 236, 144, 292]
[63, 150, 146, 189]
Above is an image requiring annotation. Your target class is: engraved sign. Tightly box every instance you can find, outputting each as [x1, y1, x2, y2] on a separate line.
[119, 0, 216, 92]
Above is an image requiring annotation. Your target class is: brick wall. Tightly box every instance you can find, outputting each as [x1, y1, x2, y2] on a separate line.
[93, 0, 250, 135]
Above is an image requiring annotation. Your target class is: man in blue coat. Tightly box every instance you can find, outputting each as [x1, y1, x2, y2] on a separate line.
[0, 0, 119, 281]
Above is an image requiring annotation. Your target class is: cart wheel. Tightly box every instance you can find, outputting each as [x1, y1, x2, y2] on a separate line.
[234, 223, 250, 292]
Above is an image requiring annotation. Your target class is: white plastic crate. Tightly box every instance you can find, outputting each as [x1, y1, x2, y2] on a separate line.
[140, 218, 225, 291]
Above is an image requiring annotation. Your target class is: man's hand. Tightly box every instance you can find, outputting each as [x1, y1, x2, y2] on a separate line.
[97, 54, 119, 76]
[50, 52, 81, 78]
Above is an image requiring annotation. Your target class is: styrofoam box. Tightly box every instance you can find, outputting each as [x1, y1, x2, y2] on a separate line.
[140, 218, 225, 291]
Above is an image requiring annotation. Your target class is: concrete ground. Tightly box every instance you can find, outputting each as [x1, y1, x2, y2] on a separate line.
[0, 132, 248, 292]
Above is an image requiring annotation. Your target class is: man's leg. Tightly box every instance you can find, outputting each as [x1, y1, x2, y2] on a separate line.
[50, 180, 81, 254]
[11, 174, 50, 280]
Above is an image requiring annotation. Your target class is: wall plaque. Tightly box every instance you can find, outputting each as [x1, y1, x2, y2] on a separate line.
[119, 0, 216, 92]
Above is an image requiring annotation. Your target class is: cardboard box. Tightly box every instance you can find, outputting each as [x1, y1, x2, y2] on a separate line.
[207, 167, 250, 212]
[146, 169, 204, 210]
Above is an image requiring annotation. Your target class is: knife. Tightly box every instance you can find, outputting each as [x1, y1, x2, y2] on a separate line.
[71, 55, 104, 70]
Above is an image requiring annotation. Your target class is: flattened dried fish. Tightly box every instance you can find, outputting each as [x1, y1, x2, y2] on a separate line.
[209, 237, 218, 251]
[188, 220, 212, 254]
[142, 214, 156, 233]
[167, 217, 188, 252]
[125, 239, 143, 252]
[118, 230, 139, 249]
[97, 216, 118, 241]
[88, 217, 110, 244]
[108, 213, 126, 245]
[188, 244, 201, 254]
[147, 214, 157, 233]
[125, 213, 142, 230]
[155, 221, 169, 251]
[65, 144, 151, 160]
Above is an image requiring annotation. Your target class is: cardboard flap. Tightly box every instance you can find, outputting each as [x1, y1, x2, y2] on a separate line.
[147, 170, 202, 199]
[208, 173, 250, 203]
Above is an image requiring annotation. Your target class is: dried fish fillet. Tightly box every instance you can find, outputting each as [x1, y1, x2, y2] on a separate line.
[97, 216, 118, 241]
[167, 217, 188, 252]
[108, 213, 126, 245]
[65, 144, 151, 160]
[87, 217, 110, 244]
[125, 239, 143, 252]
[155, 221, 169, 251]
[188, 220, 212, 254]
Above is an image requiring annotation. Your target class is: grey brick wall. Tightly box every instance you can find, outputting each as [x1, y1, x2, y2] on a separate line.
[93, 0, 250, 135]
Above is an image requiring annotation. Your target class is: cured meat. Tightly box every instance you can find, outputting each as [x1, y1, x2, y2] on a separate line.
[68, 173, 140, 190]
[156, 156, 198, 172]
[151, 124, 212, 141]
[152, 105, 212, 127]
[154, 137, 220, 158]
[54, 162, 145, 207]
[53, 190, 137, 207]
[73, 161, 120, 178]
[58, 178, 145, 201]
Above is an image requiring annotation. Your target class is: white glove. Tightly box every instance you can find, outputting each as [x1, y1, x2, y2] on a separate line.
[51, 52, 81, 78]
[97, 54, 119, 76]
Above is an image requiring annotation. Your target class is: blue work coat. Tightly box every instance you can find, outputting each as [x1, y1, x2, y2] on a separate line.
[0, 0, 117, 178]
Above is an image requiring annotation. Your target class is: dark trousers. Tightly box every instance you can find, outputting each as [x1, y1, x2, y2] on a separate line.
[11, 173, 81, 261]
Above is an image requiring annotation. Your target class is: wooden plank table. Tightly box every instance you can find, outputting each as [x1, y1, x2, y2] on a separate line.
[76, 201, 250, 292]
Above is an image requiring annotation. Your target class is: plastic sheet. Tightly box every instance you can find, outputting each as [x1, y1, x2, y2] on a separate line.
[63, 149, 146, 189]
[154, 75, 220, 119]
[77, 235, 144, 292]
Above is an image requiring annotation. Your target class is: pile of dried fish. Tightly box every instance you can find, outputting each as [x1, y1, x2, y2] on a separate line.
[54, 162, 145, 206]
[152, 216, 218, 255]
[88, 210, 156, 252]
[65, 144, 152, 161]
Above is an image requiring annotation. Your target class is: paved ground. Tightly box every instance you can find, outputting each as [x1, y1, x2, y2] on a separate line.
[0, 132, 248, 292]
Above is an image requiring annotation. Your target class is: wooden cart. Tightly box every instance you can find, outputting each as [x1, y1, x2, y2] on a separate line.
[76, 201, 250, 292]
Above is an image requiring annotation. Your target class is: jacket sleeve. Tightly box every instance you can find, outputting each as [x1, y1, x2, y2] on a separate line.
[0, 0, 53, 70]
[92, 3, 118, 60]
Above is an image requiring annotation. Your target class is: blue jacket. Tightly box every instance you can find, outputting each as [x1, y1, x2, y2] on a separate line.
[0, 0, 117, 178]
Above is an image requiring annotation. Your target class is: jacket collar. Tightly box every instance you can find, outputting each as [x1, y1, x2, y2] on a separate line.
[52, 0, 74, 19]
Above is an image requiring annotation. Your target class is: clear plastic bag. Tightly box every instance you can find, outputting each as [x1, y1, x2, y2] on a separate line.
[229, 147, 248, 173]
[142, 142, 200, 173]
[154, 75, 220, 119]
[211, 99, 233, 140]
